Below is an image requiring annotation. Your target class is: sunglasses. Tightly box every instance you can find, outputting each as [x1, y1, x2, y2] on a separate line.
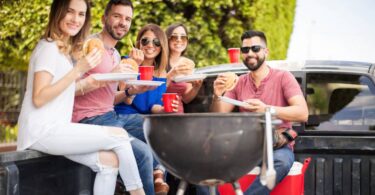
[169, 35, 188, 42]
[140, 37, 161, 47]
[240, 45, 264, 53]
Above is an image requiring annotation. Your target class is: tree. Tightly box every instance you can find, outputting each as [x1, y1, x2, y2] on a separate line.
[0, 0, 296, 70]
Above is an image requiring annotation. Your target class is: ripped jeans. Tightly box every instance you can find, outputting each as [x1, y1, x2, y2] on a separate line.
[29, 122, 143, 195]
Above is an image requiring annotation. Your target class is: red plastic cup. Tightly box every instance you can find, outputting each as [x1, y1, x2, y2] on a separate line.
[162, 93, 177, 113]
[139, 66, 154, 80]
[227, 48, 240, 63]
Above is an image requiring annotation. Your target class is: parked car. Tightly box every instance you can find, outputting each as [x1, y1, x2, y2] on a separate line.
[181, 60, 375, 195]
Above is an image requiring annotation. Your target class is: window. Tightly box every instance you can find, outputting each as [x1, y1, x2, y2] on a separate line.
[306, 73, 375, 131]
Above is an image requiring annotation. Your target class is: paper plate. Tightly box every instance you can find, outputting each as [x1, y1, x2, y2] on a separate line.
[218, 96, 248, 107]
[126, 80, 165, 86]
[92, 73, 138, 81]
[173, 74, 207, 83]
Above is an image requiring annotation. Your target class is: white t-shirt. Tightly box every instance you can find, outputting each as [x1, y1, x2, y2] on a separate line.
[17, 39, 75, 150]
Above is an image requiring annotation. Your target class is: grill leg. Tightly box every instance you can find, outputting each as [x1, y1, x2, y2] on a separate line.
[176, 180, 188, 195]
[232, 181, 244, 195]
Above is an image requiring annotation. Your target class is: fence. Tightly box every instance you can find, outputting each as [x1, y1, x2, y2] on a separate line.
[0, 70, 26, 144]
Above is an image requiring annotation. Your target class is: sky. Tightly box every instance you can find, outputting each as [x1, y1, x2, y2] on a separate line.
[287, 0, 375, 63]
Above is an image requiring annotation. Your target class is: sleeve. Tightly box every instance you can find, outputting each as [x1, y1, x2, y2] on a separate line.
[132, 94, 150, 114]
[33, 41, 59, 76]
[282, 71, 303, 100]
[146, 85, 164, 112]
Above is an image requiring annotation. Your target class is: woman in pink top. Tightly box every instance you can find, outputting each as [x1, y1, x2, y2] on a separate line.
[165, 23, 203, 113]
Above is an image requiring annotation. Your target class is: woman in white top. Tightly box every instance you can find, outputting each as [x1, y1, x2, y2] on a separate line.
[16, 0, 145, 194]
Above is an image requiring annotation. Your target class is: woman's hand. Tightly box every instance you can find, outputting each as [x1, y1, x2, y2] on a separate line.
[190, 79, 203, 88]
[75, 48, 102, 75]
[128, 85, 157, 95]
[170, 96, 180, 113]
[129, 48, 144, 65]
[111, 62, 134, 73]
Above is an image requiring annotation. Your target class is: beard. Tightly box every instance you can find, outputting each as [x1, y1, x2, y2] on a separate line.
[105, 20, 128, 40]
[243, 55, 265, 71]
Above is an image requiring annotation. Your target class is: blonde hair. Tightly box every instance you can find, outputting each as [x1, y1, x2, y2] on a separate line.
[136, 24, 169, 77]
[43, 0, 91, 60]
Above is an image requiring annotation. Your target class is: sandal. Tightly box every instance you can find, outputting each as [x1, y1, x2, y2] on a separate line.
[154, 172, 169, 195]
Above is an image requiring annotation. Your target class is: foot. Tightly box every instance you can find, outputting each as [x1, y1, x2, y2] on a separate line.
[153, 171, 169, 195]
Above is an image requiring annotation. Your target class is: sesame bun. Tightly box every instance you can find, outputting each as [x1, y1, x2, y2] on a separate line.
[176, 57, 195, 75]
[83, 38, 104, 56]
[222, 72, 239, 91]
[121, 58, 139, 73]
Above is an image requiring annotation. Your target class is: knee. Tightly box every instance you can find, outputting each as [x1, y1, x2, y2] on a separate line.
[131, 140, 153, 166]
[274, 149, 294, 177]
[107, 127, 128, 138]
[99, 151, 119, 168]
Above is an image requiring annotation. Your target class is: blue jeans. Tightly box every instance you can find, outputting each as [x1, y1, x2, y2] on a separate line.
[243, 145, 294, 195]
[118, 113, 165, 172]
[196, 145, 294, 195]
[79, 111, 155, 195]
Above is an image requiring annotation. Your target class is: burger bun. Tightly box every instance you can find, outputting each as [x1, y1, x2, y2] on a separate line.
[222, 72, 239, 91]
[121, 58, 139, 73]
[83, 38, 104, 56]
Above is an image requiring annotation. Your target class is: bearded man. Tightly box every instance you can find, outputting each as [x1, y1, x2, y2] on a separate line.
[209, 30, 308, 195]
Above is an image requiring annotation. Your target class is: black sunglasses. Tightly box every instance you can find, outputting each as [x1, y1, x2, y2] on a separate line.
[140, 37, 161, 47]
[240, 45, 264, 53]
[169, 35, 188, 42]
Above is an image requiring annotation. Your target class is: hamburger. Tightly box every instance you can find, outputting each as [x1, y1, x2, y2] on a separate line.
[222, 72, 239, 91]
[83, 38, 104, 56]
[120, 58, 139, 73]
[176, 57, 195, 76]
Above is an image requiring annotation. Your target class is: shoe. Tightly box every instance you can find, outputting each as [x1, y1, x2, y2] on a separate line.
[154, 172, 169, 195]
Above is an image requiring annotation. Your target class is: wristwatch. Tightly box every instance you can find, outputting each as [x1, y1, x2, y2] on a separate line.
[125, 88, 135, 99]
[281, 128, 298, 141]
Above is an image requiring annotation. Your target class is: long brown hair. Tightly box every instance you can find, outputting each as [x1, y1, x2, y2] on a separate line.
[43, 0, 91, 60]
[136, 24, 169, 77]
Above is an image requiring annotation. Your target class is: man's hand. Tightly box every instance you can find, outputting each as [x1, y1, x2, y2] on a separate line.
[213, 74, 228, 97]
[273, 129, 290, 149]
[243, 98, 267, 112]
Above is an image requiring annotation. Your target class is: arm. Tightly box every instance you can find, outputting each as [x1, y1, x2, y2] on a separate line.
[274, 95, 308, 122]
[242, 95, 308, 122]
[181, 80, 203, 104]
[151, 98, 179, 114]
[33, 69, 81, 108]
[74, 75, 109, 96]
[33, 49, 101, 108]
[209, 75, 235, 113]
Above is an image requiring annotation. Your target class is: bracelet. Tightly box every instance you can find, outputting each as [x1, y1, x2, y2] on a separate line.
[79, 80, 85, 95]
[281, 128, 298, 141]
